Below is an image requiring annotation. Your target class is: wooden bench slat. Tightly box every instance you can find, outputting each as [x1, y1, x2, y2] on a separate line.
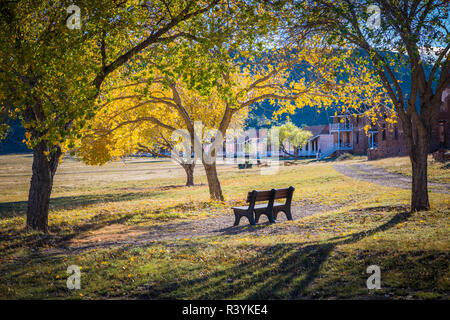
[246, 190, 271, 202]
[245, 188, 292, 202]
[274, 188, 290, 199]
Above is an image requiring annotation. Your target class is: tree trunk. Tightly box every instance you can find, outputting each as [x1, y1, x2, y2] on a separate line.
[202, 161, 224, 201]
[182, 163, 195, 186]
[409, 133, 430, 212]
[26, 142, 61, 232]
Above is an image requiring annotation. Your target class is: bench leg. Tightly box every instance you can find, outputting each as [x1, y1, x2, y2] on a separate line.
[273, 208, 293, 221]
[265, 210, 276, 223]
[234, 210, 256, 226]
[246, 213, 256, 226]
[233, 210, 242, 226]
[256, 212, 275, 223]
[256, 212, 275, 224]
[285, 208, 293, 221]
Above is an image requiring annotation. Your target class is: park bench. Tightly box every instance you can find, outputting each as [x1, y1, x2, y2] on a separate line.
[238, 162, 253, 169]
[232, 186, 295, 226]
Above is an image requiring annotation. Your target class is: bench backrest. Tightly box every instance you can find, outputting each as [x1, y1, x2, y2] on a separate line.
[246, 187, 295, 203]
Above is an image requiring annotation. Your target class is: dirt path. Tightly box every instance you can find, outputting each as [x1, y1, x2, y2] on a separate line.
[334, 163, 450, 194]
[44, 202, 341, 256]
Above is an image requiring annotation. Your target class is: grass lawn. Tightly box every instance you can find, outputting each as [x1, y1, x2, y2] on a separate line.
[0, 154, 448, 299]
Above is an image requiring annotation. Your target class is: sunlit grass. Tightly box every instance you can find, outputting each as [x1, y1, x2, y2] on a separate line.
[0, 154, 448, 299]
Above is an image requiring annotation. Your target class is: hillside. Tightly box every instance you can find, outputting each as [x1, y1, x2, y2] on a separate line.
[0, 120, 30, 155]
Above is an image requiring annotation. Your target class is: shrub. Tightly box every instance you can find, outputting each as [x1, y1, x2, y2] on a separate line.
[336, 153, 354, 161]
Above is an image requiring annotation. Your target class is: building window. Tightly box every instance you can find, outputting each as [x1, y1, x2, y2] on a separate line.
[345, 117, 350, 128]
[382, 124, 386, 140]
[356, 132, 359, 144]
[305, 142, 309, 151]
[369, 132, 378, 149]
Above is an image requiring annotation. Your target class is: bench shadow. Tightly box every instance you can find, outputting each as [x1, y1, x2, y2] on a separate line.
[213, 220, 280, 235]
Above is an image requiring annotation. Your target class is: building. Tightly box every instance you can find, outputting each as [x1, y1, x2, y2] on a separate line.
[204, 87, 450, 161]
[297, 124, 331, 158]
[332, 109, 408, 160]
[431, 87, 450, 152]
[366, 87, 450, 160]
[292, 86, 450, 160]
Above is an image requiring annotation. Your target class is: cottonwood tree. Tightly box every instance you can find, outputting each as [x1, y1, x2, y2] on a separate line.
[80, 121, 198, 187]
[75, 75, 248, 187]
[124, 39, 385, 201]
[268, 122, 313, 159]
[0, 0, 222, 232]
[75, 1, 280, 199]
[79, 68, 251, 200]
[289, 0, 450, 211]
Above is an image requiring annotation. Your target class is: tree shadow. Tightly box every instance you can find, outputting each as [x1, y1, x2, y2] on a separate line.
[0, 182, 211, 219]
[0, 189, 167, 218]
[0, 198, 232, 257]
[132, 210, 411, 299]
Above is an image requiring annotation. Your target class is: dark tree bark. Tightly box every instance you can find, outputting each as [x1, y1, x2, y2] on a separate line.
[410, 141, 430, 211]
[401, 100, 433, 212]
[202, 160, 224, 201]
[14, 1, 219, 234]
[290, 0, 450, 212]
[26, 141, 61, 232]
[181, 163, 195, 186]
[294, 148, 299, 160]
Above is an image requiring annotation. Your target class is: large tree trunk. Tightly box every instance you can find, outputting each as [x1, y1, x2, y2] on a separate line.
[26, 142, 61, 232]
[409, 131, 430, 212]
[181, 163, 195, 186]
[202, 161, 224, 201]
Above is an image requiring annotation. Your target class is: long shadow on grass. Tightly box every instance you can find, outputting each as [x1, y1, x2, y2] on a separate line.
[0, 212, 139, 257]
[0, 190, 169, 218]
[134, 210, 411, 299]
[0, 198, 226, 257]
[0, 183, 208, 219]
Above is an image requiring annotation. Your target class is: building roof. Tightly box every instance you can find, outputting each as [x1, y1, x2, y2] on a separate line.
[304, 124, 329, 137]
